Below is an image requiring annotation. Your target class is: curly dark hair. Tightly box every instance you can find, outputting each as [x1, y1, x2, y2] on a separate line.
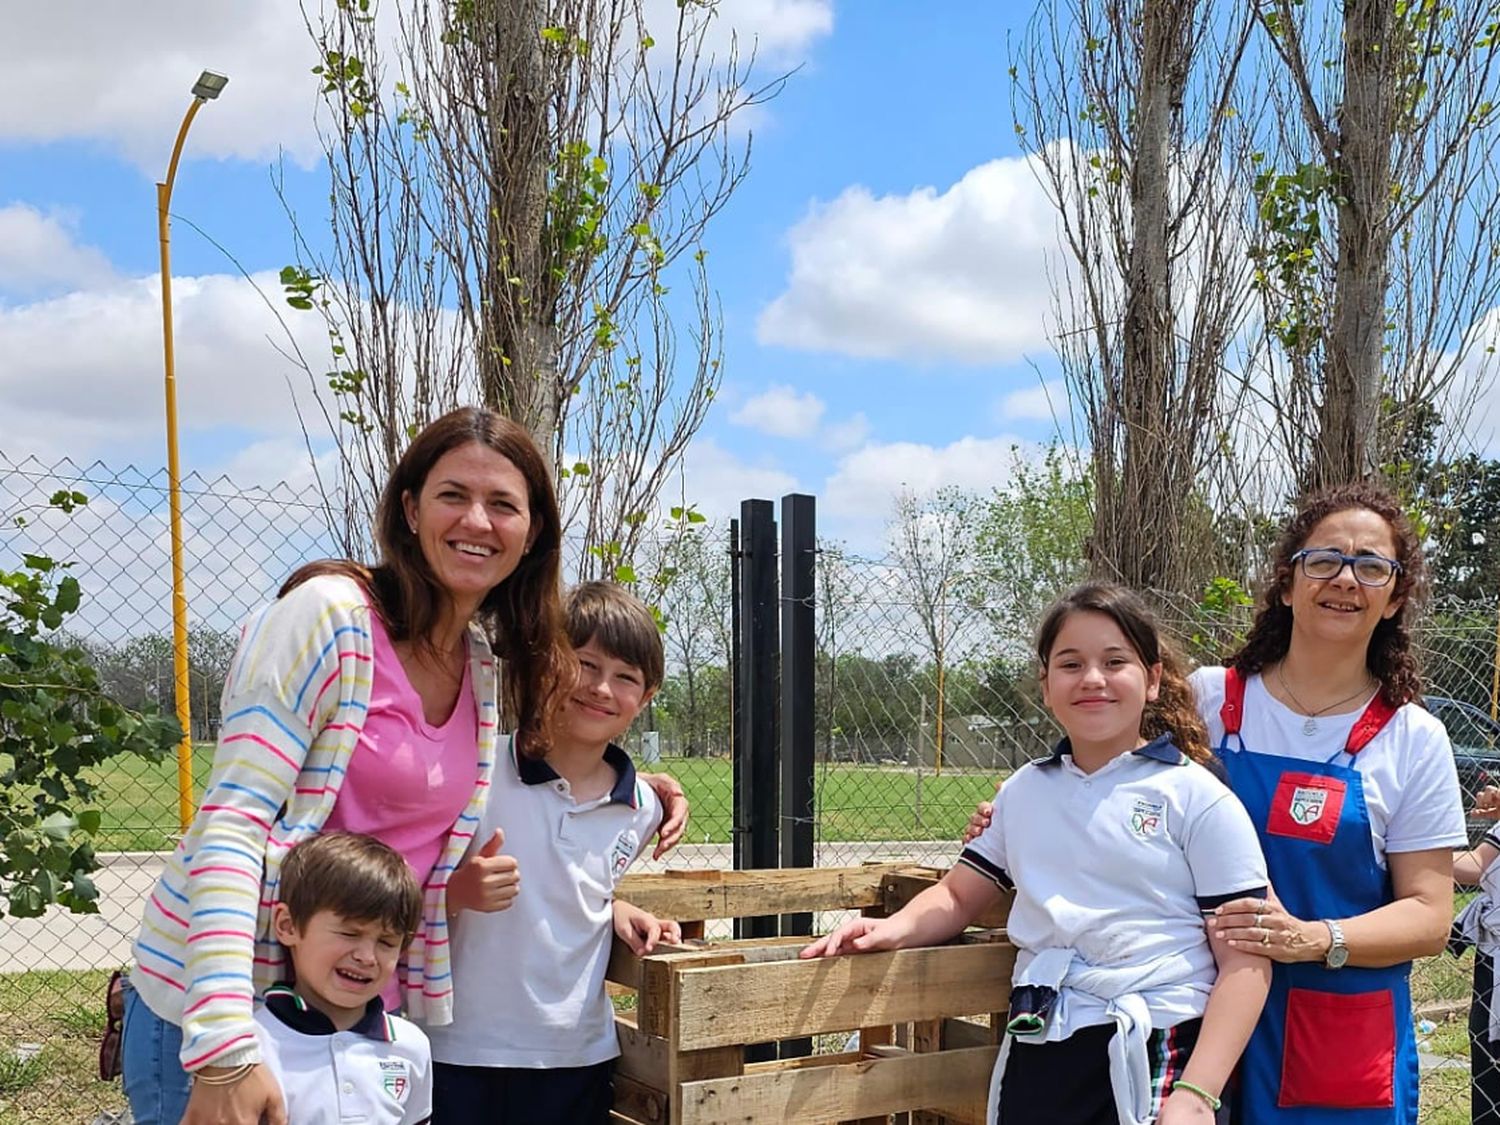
[1036, 583, 1212, 765]
[282, 407, 574, 757]
[1228, 481, 1427, 706]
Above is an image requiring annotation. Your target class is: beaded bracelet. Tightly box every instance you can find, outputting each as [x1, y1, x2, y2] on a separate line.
[1173, 1079, 1222, 1112]
[191, 1062, 256, 1087]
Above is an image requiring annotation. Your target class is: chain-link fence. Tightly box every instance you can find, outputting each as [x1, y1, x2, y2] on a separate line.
[2, 450, 1497, 1121]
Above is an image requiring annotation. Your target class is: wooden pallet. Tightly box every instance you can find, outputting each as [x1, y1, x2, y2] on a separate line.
[609, 864, 1015, 1125]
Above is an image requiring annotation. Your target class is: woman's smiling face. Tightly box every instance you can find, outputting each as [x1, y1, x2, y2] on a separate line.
[1281, 506, 1404, 646]
[402, 441, 533, 607]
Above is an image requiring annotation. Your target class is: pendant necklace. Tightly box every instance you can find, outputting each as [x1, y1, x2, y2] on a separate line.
[1274, 663, 1375, 737]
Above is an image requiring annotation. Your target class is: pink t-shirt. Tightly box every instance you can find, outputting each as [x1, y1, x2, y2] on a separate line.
[324, 613, 479, 1007]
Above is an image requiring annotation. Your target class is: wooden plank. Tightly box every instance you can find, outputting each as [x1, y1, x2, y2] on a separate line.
[616, 864, 918, 921]
[673, 943, 1015, 1050]
[677, 1045, 998, 1125]
[745, 1050, 863, 1075]
[615, 1072, 668, 1125]
[910, 1020, 942, 1125]
[672, 948, 1014, 1056]
[941, 1017, 997, 1050]
[615, 1016, 670, 1091]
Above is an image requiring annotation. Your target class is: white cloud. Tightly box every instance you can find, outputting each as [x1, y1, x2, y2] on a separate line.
[0, 3, 329, 169]
[996, 379, 1067, 423]
[731, 383, 825, 437]
[0, 1, 831, 172]
[822, 412, 870, 451]
[674, 438, 799, 519]
[0, 204, 118, 297]
[820, 434, 1038, 549]
[758, 156, 1064, 365]
[0, 268, 334, 463]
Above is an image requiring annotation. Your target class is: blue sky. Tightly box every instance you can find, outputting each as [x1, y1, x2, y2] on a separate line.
[0, 2, 1084, 552]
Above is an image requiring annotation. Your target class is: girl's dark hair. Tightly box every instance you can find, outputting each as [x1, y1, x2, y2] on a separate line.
[1036, 583, 1212, 765]
[282, 407, 573, 756]
[1229, 481, 1426, 707]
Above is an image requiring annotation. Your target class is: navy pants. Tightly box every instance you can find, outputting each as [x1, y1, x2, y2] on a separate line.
[432, 1059, 614, 1125]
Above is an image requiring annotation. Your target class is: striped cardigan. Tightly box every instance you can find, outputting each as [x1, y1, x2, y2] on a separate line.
[129, 574, 499, 1070]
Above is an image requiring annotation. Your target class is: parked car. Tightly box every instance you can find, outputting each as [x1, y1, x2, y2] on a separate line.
[1424, 694, 1500, 847]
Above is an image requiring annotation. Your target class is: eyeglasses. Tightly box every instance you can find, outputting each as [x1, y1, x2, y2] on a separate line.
[1291, 548, 1402, 588]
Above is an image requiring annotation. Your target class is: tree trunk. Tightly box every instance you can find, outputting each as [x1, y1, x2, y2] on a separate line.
[1315, 0, 1395, 489]
[478, 0, 560, 460]
[1105, 0, 1190, 592]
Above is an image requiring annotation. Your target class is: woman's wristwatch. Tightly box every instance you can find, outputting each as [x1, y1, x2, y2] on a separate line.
[1322, 919, 1348, 968]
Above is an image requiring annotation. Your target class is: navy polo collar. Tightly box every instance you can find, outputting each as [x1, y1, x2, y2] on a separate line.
[514, 741, 640, 808]
[262, 983, 394, 1041]
[1036, 732, 1186, 769]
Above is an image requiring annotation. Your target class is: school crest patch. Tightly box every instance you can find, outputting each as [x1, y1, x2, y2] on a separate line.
[1130, 798, 1165, 837]
[1290, 786, 1328, 826]
[1267, 771, 1347, 845]
[611, 829, 640, 877]
[379, 1058, 410, 1102]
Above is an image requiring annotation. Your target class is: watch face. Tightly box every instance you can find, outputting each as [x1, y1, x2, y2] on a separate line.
[1327, 945, 1349, 969]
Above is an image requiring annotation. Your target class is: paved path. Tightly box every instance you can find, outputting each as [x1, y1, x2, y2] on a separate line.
[0, 841, 958, 973]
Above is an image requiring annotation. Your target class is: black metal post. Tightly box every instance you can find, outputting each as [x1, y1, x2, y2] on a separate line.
[778, 493, 816, 1058]
[734, 501, 779, 930]
[733, 500, 779, 1063]
[729, 518, 745, 874]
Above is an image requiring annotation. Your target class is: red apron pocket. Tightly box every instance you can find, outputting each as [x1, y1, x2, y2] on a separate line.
[1279, 987, 1396, 1108]
[1265, 772, 1348, 845]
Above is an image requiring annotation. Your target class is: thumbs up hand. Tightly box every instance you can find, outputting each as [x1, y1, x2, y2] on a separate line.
[446, 828, 521, 915]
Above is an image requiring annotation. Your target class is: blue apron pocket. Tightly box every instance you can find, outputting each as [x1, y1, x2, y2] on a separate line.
[1278, 987, 1395, 1109]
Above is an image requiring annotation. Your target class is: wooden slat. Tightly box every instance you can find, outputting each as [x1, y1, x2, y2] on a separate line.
[673, 942, 1015, 1050]
[616, 864, 920, 921]
[615, 1016, 670, 1091]
[615, 1072, 668, 1125]
[745, 1050, 864, 1075]
[677, 1045, 998, 1125]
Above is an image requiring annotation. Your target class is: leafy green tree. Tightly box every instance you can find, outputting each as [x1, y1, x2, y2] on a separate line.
[0, 551, 180, 918]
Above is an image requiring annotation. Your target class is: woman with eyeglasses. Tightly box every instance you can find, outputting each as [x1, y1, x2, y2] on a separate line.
[967, 482, 1465, 1122]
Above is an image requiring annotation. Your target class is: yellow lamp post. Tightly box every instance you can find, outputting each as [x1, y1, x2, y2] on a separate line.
[158, 70, 228, 833]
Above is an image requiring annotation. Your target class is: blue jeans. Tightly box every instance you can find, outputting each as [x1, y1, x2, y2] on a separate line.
[120, 977, 192, 1125]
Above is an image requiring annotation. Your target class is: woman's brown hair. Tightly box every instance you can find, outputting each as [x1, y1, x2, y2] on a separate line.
[1229, 480, 1426, 707]
[1036, 583, 1212, 765]
[282, 407, 574, 756]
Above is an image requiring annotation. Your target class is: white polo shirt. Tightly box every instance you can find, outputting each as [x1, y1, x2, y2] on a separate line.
[960, 734, 1268, 1030]
[253, 985, 432, 1124]
[424, 738, 663, 1068]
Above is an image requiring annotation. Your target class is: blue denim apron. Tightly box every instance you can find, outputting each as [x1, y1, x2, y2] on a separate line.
[1217, 669, 1415, 1123]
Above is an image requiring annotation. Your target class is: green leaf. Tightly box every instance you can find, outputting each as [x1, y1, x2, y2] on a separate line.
[613, 565, 637, 583]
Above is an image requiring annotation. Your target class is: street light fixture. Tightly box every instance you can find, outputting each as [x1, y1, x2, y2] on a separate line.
[158, 69, 228, 833]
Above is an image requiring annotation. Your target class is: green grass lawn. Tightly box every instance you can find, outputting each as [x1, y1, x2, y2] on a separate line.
[86, 749, 1003, 852]
[0, 969, 125, 1125]
[649, 756, 1003, 845]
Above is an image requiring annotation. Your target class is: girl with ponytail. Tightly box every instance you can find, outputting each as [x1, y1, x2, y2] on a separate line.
[805, 583, 1271, 1124]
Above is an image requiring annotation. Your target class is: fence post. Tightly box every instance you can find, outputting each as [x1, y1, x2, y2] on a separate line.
[729, 517, 745, 872]
[733, 500, 779, 931]
[779, 493, 816, 1059]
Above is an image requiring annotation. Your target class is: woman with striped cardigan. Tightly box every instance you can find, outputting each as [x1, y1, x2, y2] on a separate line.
[120, 408, 687, 1125]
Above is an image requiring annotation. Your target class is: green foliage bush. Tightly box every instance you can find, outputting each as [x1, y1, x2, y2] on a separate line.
[0, 495, 181, 918]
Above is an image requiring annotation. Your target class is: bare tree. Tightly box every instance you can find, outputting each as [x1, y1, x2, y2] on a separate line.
[1012, 0, 1259, 594]
[643, 524, 731, 756]
[1251, 0, 1500, 486]
[888, 488, 972, 764]
[285, 0, 779, 562]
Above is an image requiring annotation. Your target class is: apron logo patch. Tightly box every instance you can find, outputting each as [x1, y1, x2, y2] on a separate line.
[1289, 786, 1328, 825]
[1130, 798, 1165, 837]
[378, 1059, 410, 1101]
[1267, 771, 1349, 846]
